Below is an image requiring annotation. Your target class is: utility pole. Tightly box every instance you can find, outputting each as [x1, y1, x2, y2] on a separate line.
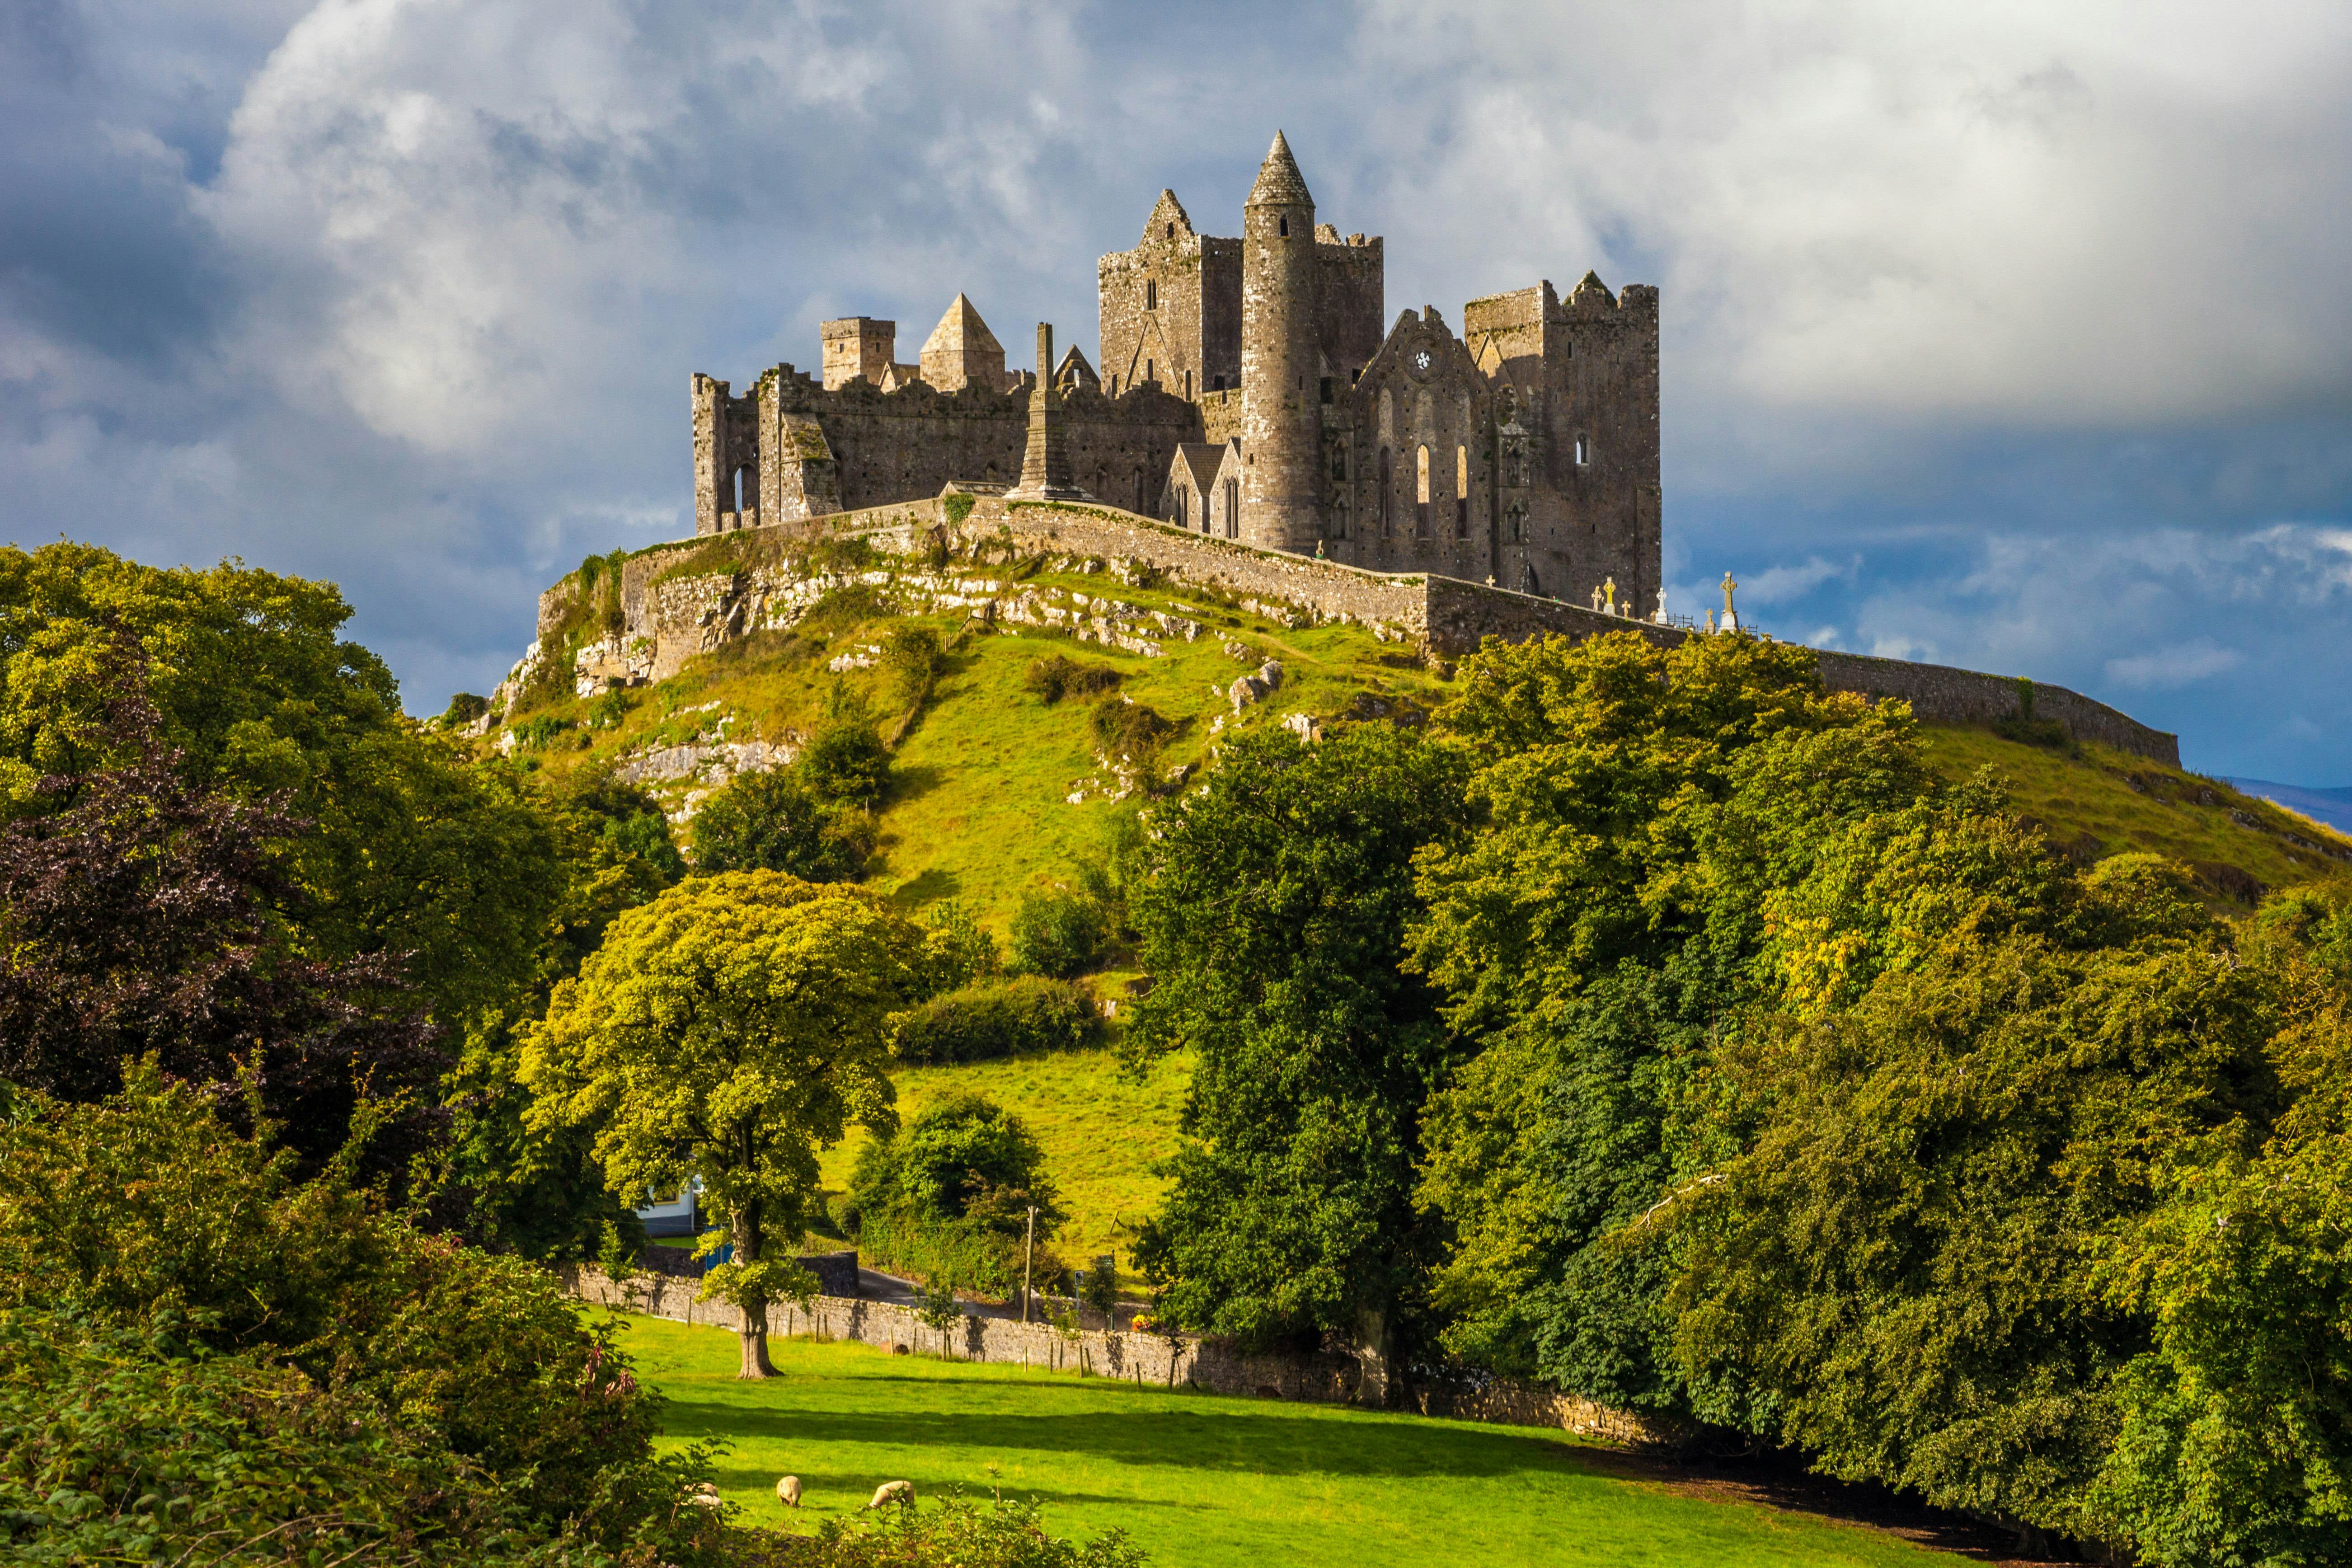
[1021, 1206, 1037, 1323]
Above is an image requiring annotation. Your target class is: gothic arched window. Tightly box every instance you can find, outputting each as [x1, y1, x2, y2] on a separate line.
[1379, 447, 1392, 535]
[1416, 445, 1431, 540]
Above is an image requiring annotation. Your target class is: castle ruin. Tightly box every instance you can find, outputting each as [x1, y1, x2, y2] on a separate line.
[692, 132, 1660, 610]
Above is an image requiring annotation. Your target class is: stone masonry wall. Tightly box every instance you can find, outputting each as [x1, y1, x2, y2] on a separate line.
[537, 495, 2179, 768]
[559, 1264, 1677, 1445]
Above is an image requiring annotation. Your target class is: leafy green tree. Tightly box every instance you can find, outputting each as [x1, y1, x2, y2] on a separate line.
[802, 688, 892, 805]
[1128, 723, 1467, 1391]
[851, 1093, 1065, 1232]
[522, 872, 916, 1376]
[0, 544, 572, 1035]
[1408, 630, 1939, 1404]
[432, 767, 684, 1258]
[2081, 896, 2352, 1564]
[0, 1063, 727, 1561]
[690, 766, 870, 881]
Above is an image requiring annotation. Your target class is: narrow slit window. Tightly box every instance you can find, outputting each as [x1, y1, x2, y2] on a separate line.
[1575, 434, 1590, 466]
[1379, 447, 1392, 535]
[1456, 445, 1469, 539]
[1279, 216, 1289, 237]
[1145, 279, 1157, 310]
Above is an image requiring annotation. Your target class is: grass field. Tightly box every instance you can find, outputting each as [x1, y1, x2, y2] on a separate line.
[815, 1045, 1189, 1269]
[1918, 724, 2352, 894]
[614, 1313, 1966, 1568]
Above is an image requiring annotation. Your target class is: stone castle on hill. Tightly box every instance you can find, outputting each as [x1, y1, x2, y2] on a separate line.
[693, 131, 1659, 610]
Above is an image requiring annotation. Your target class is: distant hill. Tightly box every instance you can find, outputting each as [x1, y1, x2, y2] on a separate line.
[2228, 779, 2352, 835]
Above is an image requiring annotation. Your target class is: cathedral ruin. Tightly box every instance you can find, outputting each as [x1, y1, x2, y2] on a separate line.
[692, 132, 1662, 609]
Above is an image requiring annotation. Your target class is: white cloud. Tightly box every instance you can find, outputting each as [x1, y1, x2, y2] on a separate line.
[1352, 0, 2352, 427]
[2106, 639, 2245, 690]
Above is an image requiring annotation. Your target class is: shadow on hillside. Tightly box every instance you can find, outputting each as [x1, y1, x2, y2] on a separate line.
[888, 866, 961, 907]
[658, 1394, 1585, 1482]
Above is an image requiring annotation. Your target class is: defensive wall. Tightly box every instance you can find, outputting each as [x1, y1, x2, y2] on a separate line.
[530, 493, 2181, 767]
[560, 1263, 1679, 1445]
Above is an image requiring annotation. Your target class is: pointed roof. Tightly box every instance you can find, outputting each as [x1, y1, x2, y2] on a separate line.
[1142, 189, 1195, 246]
[922, 293, 1002, 359]
[1174, 442, 1227, 493]
[1055, 343, 1099, 392]
[1247, 130, 1313, 208]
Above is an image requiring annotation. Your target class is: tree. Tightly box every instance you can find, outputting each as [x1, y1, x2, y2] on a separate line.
[0, 675, 440, 1171]
[1007, 887, 1108, 978]
[801, 688, 891, 806]
[1407, 630, 1938, 1404]
[0, 542, 573, 1034]
[1127, 723, 1467, 1395]
[0, 1063, 734, 1566]
[690, 766, 870, 881]
[522, 872, 916, 1376]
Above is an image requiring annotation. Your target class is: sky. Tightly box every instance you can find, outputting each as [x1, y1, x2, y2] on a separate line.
[4, 0, 2349, 781]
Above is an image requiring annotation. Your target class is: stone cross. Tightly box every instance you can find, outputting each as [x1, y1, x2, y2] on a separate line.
[1652, 588, 1667, 624]
[1603, 577, 1617, 614]
[1589, 585, 1603, 611]
[1720, 572, 1738, 616]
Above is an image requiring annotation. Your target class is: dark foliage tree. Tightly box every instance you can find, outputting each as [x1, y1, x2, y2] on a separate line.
[1127, 723, 1468, 1389]
[0, 671, 439, 1171]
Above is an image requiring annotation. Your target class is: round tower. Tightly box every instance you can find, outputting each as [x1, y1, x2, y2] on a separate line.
[1240, 131, 1322, 552]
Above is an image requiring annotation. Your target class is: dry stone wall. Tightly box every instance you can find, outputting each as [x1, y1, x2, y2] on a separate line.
[528, 494, 2179, 767]
[559, 1264, 1678, 1443]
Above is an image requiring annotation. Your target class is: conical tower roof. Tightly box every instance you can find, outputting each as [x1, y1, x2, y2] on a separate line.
[1247, 130, 1313, 207]
[922, 292, 1002, 358]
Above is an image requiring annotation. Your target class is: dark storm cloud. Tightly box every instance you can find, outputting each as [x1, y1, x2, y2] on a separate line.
[1, 0, 2347, 777]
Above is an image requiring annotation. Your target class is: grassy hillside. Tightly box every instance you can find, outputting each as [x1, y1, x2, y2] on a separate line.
[1918, 724, 2352, 899]
[814, 1045, 1188, 1271]
[513, 559, 1449, 935]
[490, 559, 2352, 1271]
[618, 1313, 1972, 1568]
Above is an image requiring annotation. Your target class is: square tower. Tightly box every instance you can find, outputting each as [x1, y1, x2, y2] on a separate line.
[1098, 191, 1242, 401]
[821, 318, 897, 390]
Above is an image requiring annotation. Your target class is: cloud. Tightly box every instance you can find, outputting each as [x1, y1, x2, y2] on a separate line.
[0, 0, 2347, 788]
[2105, 640, 2245, 690]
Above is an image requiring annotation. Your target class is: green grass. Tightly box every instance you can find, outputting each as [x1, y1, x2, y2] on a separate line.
[613, 1313, 1967, 1568]
[817, 1045, 1189, 1272]
[522, 562, 1447, 937]
[1920, 724, 2352, 897]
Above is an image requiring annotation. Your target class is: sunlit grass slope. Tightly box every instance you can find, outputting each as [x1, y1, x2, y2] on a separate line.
[1919, 724, 2352, 897]
[524, 564, 1449, 934]
[815, 1045, 1189, 1270]
[613, 1313, 1966, 1568]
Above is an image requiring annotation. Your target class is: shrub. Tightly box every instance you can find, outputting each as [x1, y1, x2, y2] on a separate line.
[1024, 654, 1123, 705]
[803, 692, 892, 804]
[690, 767, 870, 881]
[812, 1497, 1147, 1568]
[512, 713, 574, 751]
[896, 976, 1103, 1065]
[1089, 697, 1177, 763]
[941, 493, 977, 528]
[883, 625, 946, 707]
[1009, 887, 1110, 978]
[442, 691, 489, 725]
[0, 1066, 729, 1563]
[915, 899, 1001, 998]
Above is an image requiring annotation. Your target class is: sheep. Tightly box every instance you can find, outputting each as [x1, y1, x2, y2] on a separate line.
[866, 1480, 915, 1510]
[776, 1475, 802, 1509]
[687, 1483, 723, 1511]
